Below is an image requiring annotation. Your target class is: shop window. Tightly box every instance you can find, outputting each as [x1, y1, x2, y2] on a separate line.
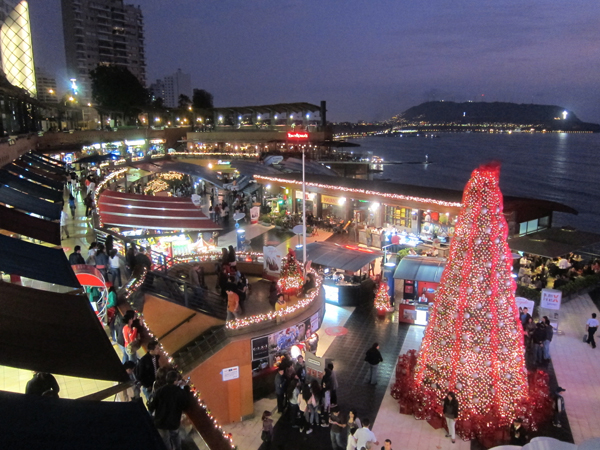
[519, 222, 527, 236]
[385, 206, 412, 228]
[539, 216, 550, 229]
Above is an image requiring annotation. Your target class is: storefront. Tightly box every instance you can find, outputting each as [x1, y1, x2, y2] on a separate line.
[294, 190, 316, 215]
[420, 210, 457, 241]
[384, 205, 416, 231]
[298, 242, 382, 306]
[393, 255, 446, 326]
[321, 194, 346, 219]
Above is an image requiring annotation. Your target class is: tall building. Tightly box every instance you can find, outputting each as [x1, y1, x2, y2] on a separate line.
[35, 66, 57, 103]
[61, 0, 146, 105]
[151, 68, 191, 108]
[0, 0, 36, 97]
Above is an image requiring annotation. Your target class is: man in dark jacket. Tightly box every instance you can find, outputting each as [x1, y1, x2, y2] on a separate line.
[135, 340, 161, 402]
[365, 343, 383, 385]
[275, 368, 287, 413]
[532, 322, 547, 365]
[148, 370, 193, 450]
[68, 245, 85, 265]
[25, 372, 60, 397]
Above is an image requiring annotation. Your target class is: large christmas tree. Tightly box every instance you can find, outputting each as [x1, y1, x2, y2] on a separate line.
[392, 163, 550, 441]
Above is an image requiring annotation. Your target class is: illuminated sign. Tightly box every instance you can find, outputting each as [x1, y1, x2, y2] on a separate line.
[321, 195, 340, 205]
[287, 132, 309, 140]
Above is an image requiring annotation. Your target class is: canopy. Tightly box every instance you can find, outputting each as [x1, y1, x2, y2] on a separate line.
[98, 190, 222, 231]
[0, 184, 61, 220]
[21, 153, 65, 174]
[13, 159, 65, 181]
[74, 153, 121, 164]
[393, 255, 447, 283]
[29, 152, 66, 168]
[5, 163, 64, 190]
[0, 282, 126, 381]
[297, 242, 383, 272]
[0, 392, 165, 449]
[0, 234, 81, 288]
[508, 227, 600, 258]
[0, 170, 64, 203]
[0, 204, 61, 245]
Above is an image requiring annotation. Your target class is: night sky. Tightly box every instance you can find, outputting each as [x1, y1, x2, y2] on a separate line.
[30, 0, 600, 122]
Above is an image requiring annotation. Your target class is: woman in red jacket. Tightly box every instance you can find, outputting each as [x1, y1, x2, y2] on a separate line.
[122, 310, 139, 362]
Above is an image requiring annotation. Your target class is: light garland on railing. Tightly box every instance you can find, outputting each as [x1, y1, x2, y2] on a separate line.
[254, 175, 463, 208]
[168, 151, 260, 158]
[122, 269, 236, 449]
[94, 168, 128, 227]
[226, 269, 322, 330]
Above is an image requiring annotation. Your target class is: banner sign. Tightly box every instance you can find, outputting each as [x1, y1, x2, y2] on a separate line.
[250, 206, 260, 224]
[287, 132, 309, 140]
[541, 289, 562, 310]
[321, 195, 340, 205]
[263, 246, 283, 275]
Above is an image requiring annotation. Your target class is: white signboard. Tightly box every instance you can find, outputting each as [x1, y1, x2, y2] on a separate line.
[515, 297, 535, 315]
[250, 206, 260, 224]
[263, 246, 283, 275]
[221, 366, 239, 381]
[541, 289, 562, 310]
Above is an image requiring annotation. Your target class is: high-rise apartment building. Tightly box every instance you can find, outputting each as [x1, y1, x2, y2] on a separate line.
[0, 0, 36, 97]
[35, 66, 58, 103]
[150, 68, 191, 108]
[61, 0, 146, 105]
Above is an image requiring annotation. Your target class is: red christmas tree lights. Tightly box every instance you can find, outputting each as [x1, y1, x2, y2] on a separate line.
[392, 164, 551, 442]
[277, 248, 304, 294]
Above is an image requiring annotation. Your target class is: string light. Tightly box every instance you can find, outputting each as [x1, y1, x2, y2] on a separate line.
[94, 168, 128, 227]
[391, 164, 551, 442]
[122, 269, 236, 449]
[375, 282, 394, 312]
[254, 175, 463, 208]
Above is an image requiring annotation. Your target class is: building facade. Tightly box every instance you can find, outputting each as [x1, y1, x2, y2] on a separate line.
[150, 68, 191, 108]
[35, 67, 57, 104]
[61, 0, 146, 105]
[0, 0, 36, 98]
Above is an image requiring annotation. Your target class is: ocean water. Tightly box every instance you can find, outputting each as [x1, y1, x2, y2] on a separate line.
[347, 134, 600, 233]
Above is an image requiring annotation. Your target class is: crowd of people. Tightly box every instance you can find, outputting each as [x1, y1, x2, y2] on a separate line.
[516, 252, 600, 290]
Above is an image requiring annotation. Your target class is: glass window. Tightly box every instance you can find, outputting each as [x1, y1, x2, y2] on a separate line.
[519, 222, 527, 236]
[539, 216, 550, 228]
[527, 219, 539, 233]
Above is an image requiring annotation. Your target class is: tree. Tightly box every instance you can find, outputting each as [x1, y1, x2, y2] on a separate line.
[375, 282, 393, 312]
[192, 89, 214, 109]
[178, 94, 191, 109]
[89, 65, 148, 119]
[392, 163, 550, 442]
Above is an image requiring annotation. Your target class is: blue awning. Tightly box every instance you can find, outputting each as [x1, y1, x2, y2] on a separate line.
[0, 170, 64, 203]
[6, 163, 64, 190]
[0, 204, 61, 245]
[0, 234, 81, 288]
[22, 153, 65, 174]
[0, 184, 61, 220]
[393, 255, 447, 283]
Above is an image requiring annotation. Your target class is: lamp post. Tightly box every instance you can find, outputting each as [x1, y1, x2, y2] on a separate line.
[302, 147, 307, 277]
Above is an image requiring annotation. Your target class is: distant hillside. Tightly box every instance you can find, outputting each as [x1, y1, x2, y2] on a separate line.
[394, 101, 600, 132]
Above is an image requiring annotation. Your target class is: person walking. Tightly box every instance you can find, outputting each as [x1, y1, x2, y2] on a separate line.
[148, 370, 193, 450]
[289, 379, 301, 428]
[443, 391, 459, 444]
[552, 387, 566, 427]
[60, 208, 69, 239]
[365, 343, 383, 385]
[94, 243, 109, 281]
[226, 289, 239, 321]
[84, 192, 94, 217]
[329, 406, 346, 450]
[68, 192, 76, 219]
[586, 313, 599, 348]
[25, 372, 60, 397]
[532, 322, 547, 365]
[509, 418, 528, 446]
[135, 340, 161, 402]
[122, 310, 139, 363]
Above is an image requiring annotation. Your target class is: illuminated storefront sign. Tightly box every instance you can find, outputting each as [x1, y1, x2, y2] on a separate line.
[287, 132, 309, 140]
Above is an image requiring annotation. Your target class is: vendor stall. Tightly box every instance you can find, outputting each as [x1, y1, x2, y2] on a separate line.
[297, 242, 382, 306]
[393, 255, 446, 325]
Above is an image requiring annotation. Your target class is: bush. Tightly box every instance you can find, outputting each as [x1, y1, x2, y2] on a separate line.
[397, 248, 412, 261]
[274, 218, 284, 227]
[259, 215, 271, 224]
[516, 285, 541, 301]
[558, 273, 600, 298]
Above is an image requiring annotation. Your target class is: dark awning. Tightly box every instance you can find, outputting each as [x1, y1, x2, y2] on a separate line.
[5, 162, 64, 190]
[12, 159, 65, 181]
[30, 152, 66, 167]
[0, 392, 165, 450]
[22, 153, 65, 174]
[508, 227, 600, 258]
[0, 204, 61, 245]
[297, 242, 383, 272]
[0, 184, 61, 220]
[393, 255, 447, 283]
[0, 282, 127, 381]
[0, 170, 64, 203]
[98, 190, 222, 231]
[0, 234, 81, 288]
[74, 153, 121, 164]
